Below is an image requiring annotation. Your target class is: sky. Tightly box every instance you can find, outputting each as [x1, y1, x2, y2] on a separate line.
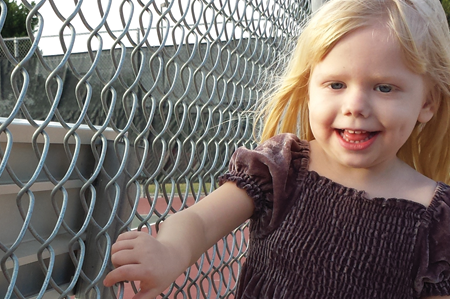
[36, 0, 173, 55]
[33, 0, 255, 56]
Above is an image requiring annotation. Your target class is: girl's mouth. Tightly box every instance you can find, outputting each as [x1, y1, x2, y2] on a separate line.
[336, 129, 380, 150]
[338, 129, 379, 144]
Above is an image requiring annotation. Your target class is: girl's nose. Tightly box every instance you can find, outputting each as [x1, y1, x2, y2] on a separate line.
[341, 89, 371, 118]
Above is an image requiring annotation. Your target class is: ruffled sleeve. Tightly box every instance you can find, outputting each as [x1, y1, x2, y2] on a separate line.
[414, 182, 450, 297]
[218, 133, 309, 238]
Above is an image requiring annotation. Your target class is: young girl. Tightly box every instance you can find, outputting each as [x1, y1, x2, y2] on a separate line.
[103, 0, 450, 298]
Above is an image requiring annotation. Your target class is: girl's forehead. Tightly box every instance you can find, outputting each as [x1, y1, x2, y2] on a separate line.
[310, 24, 422, 82]
[329, 21, 396, 54]
[313, 22, 411, 71]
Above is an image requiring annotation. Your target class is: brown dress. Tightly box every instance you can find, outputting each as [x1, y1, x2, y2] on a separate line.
[219, 133, 450, 299]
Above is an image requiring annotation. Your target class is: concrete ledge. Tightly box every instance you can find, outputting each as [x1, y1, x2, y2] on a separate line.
[0, 117, 118, 144]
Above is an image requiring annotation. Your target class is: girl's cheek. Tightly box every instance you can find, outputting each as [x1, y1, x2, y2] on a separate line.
[310, 103, 335, 123]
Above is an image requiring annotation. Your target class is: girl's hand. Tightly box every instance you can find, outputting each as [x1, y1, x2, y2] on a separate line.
[103, 230, 184, 299]
[103, 182, 254, 299]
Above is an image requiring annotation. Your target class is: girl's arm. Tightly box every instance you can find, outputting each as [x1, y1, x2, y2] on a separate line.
[103, 182, 254, 299]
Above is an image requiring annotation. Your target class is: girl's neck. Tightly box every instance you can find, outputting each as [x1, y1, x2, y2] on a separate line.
[308, 140, 436, 205]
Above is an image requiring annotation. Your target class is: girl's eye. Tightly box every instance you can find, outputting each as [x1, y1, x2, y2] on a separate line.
[329, 82, 344, 89]
[376, 84, 393, 93]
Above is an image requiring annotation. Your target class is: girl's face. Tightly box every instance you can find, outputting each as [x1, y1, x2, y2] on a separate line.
[307, 23, 433, 172]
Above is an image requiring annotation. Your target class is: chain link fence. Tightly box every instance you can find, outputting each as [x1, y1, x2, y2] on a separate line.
[0, 36, 33, 59]
[0, 0, 309, 298]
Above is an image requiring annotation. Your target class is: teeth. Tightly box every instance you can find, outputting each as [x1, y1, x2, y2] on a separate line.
[339, 130, 371, 144]
[346, 130, 366, 134]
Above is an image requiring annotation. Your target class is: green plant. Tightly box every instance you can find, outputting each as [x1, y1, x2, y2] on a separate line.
[1, 0, 38, 38]
[441, 0, 450, 25]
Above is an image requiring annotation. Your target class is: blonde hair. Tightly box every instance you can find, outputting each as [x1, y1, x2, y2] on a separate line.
[258, 0, 450, 184]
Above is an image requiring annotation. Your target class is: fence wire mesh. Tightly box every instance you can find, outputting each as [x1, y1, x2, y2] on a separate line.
[0, 0, 309, 298]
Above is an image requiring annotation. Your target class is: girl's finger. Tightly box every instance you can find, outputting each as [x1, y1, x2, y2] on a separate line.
[110, 249, 140, 267]
[112, 231, 152, 253]
[103, 264, 149, 287]
[115, 230, 143, 242]
[111, 239, 135, 254]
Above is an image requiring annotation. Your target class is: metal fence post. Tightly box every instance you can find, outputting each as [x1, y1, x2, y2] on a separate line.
[13, 37, 19, 58]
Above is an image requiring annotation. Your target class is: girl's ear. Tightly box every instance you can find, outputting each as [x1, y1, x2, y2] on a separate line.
[417, 98, 434, 124]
